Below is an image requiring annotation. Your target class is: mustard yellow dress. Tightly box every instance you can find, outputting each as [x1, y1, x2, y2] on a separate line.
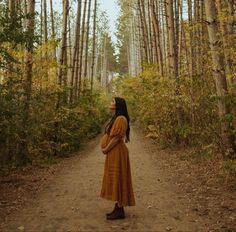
[100, 115, 136, 206]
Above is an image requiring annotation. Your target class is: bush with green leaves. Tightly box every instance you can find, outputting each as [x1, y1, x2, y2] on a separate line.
[0, 77, 110, 168]
[115, 66, 236, 150]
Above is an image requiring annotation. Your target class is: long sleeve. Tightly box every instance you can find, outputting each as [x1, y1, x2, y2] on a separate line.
[109, 116, 127, 139]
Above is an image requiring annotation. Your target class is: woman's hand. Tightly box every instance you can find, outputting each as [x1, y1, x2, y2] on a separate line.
[101, 136, 121, 155]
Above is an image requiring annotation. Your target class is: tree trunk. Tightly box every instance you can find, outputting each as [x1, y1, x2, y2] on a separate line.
[83, 0, 92, 86]
[215, 0, 234, 85]
[204, 0, 236, 158]
[78, 0, 87, 96]
[151, 0, 163, 76]
[68, 14, 73, 71]
[137, 9, 144, 69]
[40, 0, 43, 46]
[161, 0, 168, 76]
[70, 0, 82, 103]
[17, 0, 35, 166]
[147, 0, 154, 63]
[43, 0, 48, 43]
[101, 34, 107, 87]
[91, 0, 97, 91]
[166, 0, 178, 78]
[138, 0, 150, 63]
[58, 0, 69, 87]
[8, 0, 15, 17]
[50, 0, 57, 60]
[23, 0, 27, 30]
[187, 0, 193, 77]
[177, 0, 183, 76]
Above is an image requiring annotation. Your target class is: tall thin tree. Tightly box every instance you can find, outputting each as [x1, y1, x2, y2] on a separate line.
[91, 0, 97, 91]
[204, 0, 236, 158]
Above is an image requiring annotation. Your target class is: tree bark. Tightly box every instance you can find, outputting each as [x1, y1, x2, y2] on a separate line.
[43, 0, 48, 43]
[138, 0, 150, 63]
[215, 0, 234, 85]
[50, 0, 57, 60]
[166, 0, 178, 78]
[204, 0, 236, 158]
[18, 0, 36, 166]
[91, 0, 97, 91]
[70, 0, 82, 103]
[83, 0, 92, 85]
[8, 0, 15, 17]
[78, 0, 87, 96]
[151, 0, 163, 76]
[58, 0, 69, 87]
[147, 0, 154, 63]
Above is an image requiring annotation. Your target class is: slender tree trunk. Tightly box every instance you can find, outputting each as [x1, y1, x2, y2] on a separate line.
[226, 0, 235, 34]
[68, 14, 73, 70]
[147, 0, 154, 63]
[195, 0, 202, 77]
[166, 0, 183, 143]
[91, 0, 97, 91]
[8, 0, 15, 17]
[50, 0, 55, 37]
[83, 0, 92, 87]
[18, 0, 35, 166]
[102, 34, 107, 87]
[166, 0, 178, 78]
[177, 0, 183, 76]
[138, 0, 150, 63]
[181, 5, 191, 78]
[50, 0, 57, 60]
[43, 0, 48, 79]
[23, 0, 27, 29]
[78, 0, 87, 96]
[43, 0, 48, 43]
[216, 0, 234, 84]
[174, 0, 179, 69]
[7, 0, 16, 73]
[151, 0, 163, 76]
[40, 0, 43, 46]
[54, 0, 69, 156]
[159, 0, 168, 76]
[137, 10, 144, 69]
[70, 0, 82, 103]
[58, 0, 69, 88]
[187, 0, 193, 77]
[204, 0, 236, 158]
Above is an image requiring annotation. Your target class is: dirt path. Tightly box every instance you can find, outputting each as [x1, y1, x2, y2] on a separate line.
[0, 129, 233, 231]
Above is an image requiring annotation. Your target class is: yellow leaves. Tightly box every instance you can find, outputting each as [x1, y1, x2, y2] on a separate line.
[1, 42, 24, 61]
[116, 65, 220, 147]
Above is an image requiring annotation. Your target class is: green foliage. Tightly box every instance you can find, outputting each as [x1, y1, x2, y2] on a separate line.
[0, 74, 110, 167]
[115, 65, 233, 149]
[0, 36, 110, 168]
[0, 5, 39, 69]
[29, 88, 109, 161]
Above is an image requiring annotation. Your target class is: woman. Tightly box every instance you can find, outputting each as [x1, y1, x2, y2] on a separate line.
[100, 97, 136, 220]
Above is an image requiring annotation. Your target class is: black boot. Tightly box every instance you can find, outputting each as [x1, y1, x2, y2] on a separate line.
[106, 205, 125, 220]
[106, 202, 118, 216]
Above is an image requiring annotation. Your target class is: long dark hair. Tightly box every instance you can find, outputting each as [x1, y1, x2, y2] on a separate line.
[105, 97, 130, 142]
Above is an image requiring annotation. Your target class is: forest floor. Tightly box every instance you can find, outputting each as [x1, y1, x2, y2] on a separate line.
[0, 128, 235, 232]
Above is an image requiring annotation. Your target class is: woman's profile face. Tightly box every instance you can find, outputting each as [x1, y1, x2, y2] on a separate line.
[109, 98, 116, 113]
